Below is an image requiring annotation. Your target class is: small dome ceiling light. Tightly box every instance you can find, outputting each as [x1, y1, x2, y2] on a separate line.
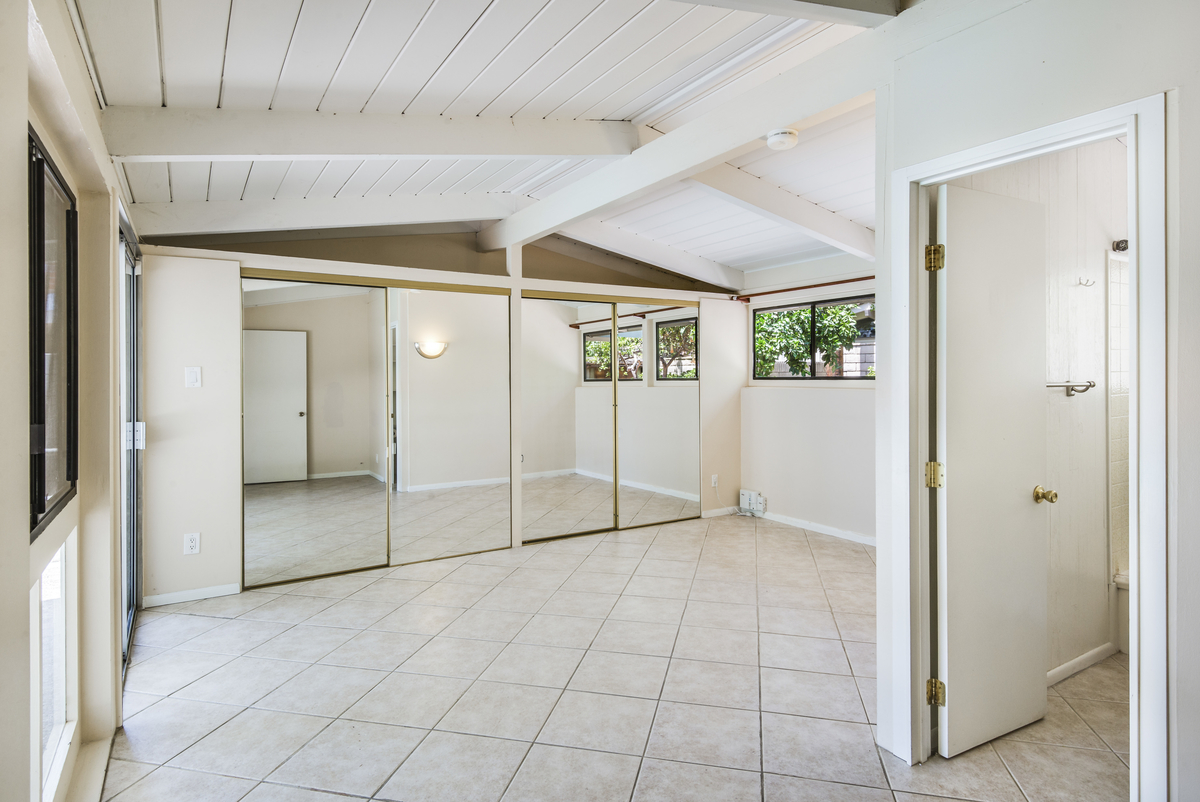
[766, 128, 799, 151]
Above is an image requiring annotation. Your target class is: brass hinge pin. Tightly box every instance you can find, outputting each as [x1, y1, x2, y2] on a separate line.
[925, 244, 945, 271]
[926, 678, 946, 707]
[924, 461, 945, 489]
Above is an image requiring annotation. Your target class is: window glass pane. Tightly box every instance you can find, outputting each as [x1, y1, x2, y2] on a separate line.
[754, 305, 812, 378]
[616, 327, 642, 380]
[43, 175, 71, 509]
[814, 298, 875, 378]
[40, 546, 67, 775]
[584, 330, 611, 380]
[656, 318, 698, 379]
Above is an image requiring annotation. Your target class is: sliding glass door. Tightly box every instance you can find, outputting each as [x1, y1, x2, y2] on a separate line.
[118, 231, 141, 669]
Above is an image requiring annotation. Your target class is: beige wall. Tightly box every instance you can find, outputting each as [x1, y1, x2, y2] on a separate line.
[521, 299, 579, 476]
[1, 9, 31, 785]
[699, 299, 748, 514]
[403, 290, 510, 488]
[142, 255, 243, 601]
[244, 292, 383, 478]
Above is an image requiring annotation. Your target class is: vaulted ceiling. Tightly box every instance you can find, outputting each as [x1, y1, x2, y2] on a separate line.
[70, 0, 879, 289]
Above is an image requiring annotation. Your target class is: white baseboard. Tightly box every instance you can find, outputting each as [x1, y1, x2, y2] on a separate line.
[143, 583, 241, 608]
[702, 506, 740, 518]
[761, 511, 877, 547]
[368, 470, 386, 483]
[1047, 642, 1118, 686]
[521, 468, 577, 480]
[407, 476, 510, 492]
[573, 470, 700, 502]
[307, 470, 370, 480]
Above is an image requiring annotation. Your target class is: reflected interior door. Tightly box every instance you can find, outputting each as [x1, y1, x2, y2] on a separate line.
[935, 183, 1049, 756]
[119, 234, 141, 668]
[243, 330, 308, 484]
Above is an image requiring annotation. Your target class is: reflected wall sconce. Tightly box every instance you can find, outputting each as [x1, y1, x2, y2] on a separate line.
[414, 342, 449, 359]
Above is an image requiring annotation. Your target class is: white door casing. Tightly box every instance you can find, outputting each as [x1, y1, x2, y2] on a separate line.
[936, 184, 1049, 756]
[243, 330, 308, 484]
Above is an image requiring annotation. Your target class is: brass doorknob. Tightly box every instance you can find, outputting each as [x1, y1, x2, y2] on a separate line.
[1033, 485, 1058, 504]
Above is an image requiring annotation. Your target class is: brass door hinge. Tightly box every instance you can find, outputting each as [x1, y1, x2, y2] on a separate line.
[927, 678, 946, 707]
[925, 244, 945, 271]
[924, 462, 945, 488]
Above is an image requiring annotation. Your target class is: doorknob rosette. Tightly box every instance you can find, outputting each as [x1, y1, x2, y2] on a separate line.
[1033, 485, 1058, 504]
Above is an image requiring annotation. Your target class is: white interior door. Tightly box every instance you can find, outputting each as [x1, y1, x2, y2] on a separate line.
[936, 184, 1049, 757]
[244, 330, 308, 484]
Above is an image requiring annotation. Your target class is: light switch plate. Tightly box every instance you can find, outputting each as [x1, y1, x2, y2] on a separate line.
[184, 367, 202, 388]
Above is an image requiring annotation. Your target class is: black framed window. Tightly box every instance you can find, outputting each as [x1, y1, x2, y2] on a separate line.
[583, 326, 642, 381]
[30, 132, 78, 539]
[656, 317, 698, 380]
[753, 295, 875, 380]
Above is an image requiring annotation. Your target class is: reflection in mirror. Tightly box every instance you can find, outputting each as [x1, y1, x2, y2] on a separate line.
[389, 288, 511, 563]
[521, 299, 615, 541]
[618, 306, 701, 528]
[242, 279, 389, 587]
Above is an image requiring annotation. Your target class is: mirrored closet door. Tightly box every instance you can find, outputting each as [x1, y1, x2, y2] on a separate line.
[389, 287, 511, 564]
[241, 277, 390, 588]
[520, 292, 701, 542]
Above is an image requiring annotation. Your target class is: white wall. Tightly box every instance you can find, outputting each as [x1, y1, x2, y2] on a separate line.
[742, 387, 876, 542]
[142, 255, 242, 602]
[521, 299, 578, 476]
[403, 290, 509, 488]
[699, 298, 748, 514]
[243, 292, 381, 478]
[868, 0, 1200, 780]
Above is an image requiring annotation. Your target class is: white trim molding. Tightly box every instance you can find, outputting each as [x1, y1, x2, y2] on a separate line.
[762, 511, 876, 547]
[143, 583, 241, 609]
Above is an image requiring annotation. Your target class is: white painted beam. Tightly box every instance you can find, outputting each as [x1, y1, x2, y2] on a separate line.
[130, 195, 521, 237]
[559, 219, 743, 290]
[103, 107, 638, 162]
[690, 164, 875, 260]
[680, 0, 897, 27]
[477, 70, 881, 251]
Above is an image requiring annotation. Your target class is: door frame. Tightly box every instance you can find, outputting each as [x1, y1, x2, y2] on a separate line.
[880, 94, 1167, 799]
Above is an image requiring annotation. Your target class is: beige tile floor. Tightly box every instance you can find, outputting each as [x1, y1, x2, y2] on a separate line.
[113, 517, 1129, 801]
[522, 473, 701, 541]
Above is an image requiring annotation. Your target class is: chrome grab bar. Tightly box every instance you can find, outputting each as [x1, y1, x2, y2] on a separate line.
[1046, 380, 1095, 397]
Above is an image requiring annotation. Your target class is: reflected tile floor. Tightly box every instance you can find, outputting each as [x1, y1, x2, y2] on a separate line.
[522, 474, 700, 540]
[390, 483, 511, 565]
[244, 476, 389, 586]
[109, 517, 1128, 801]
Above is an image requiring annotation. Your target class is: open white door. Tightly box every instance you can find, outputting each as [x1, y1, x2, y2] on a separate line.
[935, 184, 1049, 757]
[244, 330, 308, 484]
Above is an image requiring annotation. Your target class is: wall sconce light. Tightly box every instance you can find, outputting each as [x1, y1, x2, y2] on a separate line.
[414, 342, 449, 359]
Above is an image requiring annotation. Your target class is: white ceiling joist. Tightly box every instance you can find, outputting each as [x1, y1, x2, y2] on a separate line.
[680, 0, 898, 27]
[690, 164, 875, 260]
[475, 24, 883, 252]
[103, 107, 639, 162]
[559, 219, 743, 290]
[130, 194, 522, 238]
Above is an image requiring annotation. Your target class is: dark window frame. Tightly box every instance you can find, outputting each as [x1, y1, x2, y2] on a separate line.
[655, 316, 699, 382]
[752, 294, 876, 381]
[29, 129, 79, 541]
[583, 325, 643, 382]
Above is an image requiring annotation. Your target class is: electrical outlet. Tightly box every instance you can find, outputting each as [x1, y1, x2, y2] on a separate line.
[183, 532, 200, 555]
[711, 474, 718, 487]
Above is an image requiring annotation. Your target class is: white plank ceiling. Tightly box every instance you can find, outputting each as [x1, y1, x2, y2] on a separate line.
[75, 0, 875, 277]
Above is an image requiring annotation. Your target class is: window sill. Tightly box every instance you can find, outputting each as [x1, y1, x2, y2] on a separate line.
[746, 380, 876, 390]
